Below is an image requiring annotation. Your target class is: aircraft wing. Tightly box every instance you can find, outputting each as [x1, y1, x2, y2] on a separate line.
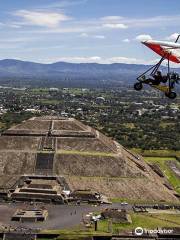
[142, 40, 180, 63]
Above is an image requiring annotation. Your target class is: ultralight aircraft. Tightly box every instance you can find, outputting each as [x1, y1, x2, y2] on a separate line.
[134, 35, 180, 99]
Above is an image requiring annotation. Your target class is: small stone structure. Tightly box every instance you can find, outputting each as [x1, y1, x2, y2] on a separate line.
[12, 209, 48, 222]
[101, 208, 132, 223]
[10, 175, 70, 204]
[70, 189, 110, 204]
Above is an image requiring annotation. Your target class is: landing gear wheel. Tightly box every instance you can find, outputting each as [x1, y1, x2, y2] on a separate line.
[165, 91, 177, 99]
[134, 82, 143, 91]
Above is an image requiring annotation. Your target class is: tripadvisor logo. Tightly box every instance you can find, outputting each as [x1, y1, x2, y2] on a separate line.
[135, 227, 144, 236]
[135, 227, 173, 236]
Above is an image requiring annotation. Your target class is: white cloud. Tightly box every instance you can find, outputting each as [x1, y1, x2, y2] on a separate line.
[0, 37, 36, 43]
[40, 56, 144, 64]
[93, 35, 105, 39]
[80, 32, 89, 37]
[34, 26, 86, 33]
[166, 33, 180, 41]
[122, 38, 130, 43]
[5, 12, 180, 34]
[103, 23, 128, 29]
[101, 15, 180, 29]
[101, 16, 123, 21]
[106, 57, 142, 64]
[0, 22, 5, 27]
[80, 33, 105, 39]
[126, 15, 180, 28]
[42, 0, 88, 9]
[14, 10, 71, 28]
[54, 56, 102, 63]
[135, 34, 152, 41]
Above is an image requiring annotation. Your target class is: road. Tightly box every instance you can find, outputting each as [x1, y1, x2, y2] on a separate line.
[0, 202, 132, 230]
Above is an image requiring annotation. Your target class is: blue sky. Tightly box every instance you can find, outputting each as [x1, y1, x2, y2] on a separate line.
[1, 0, 180, 64]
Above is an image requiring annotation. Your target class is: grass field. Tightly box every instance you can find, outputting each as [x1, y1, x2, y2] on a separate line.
[132, 149, 180, 158]
[144, 157, 180, 193]
[41, 212, 180, 239]
[110, 197, 176, 204]
[129, 149, 180, 193]
[97, 212, 180, 233]
[42, 228, 110, 240]
[56, 150, 116, 157]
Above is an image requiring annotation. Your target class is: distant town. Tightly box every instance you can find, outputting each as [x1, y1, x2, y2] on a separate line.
[0, 86, 179, 151]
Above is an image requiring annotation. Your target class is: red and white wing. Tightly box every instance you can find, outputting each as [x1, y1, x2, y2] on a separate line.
[142, 40, 180, 63]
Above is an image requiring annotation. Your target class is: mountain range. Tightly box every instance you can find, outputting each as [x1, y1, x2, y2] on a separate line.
[0, 59, 179, 88]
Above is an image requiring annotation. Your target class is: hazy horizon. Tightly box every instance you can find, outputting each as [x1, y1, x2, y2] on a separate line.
[0, 0, 180, 67]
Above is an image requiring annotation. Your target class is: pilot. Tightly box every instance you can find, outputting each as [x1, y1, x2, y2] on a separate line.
[153, 70, 165, 85]
[144, 70, 167, 85]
